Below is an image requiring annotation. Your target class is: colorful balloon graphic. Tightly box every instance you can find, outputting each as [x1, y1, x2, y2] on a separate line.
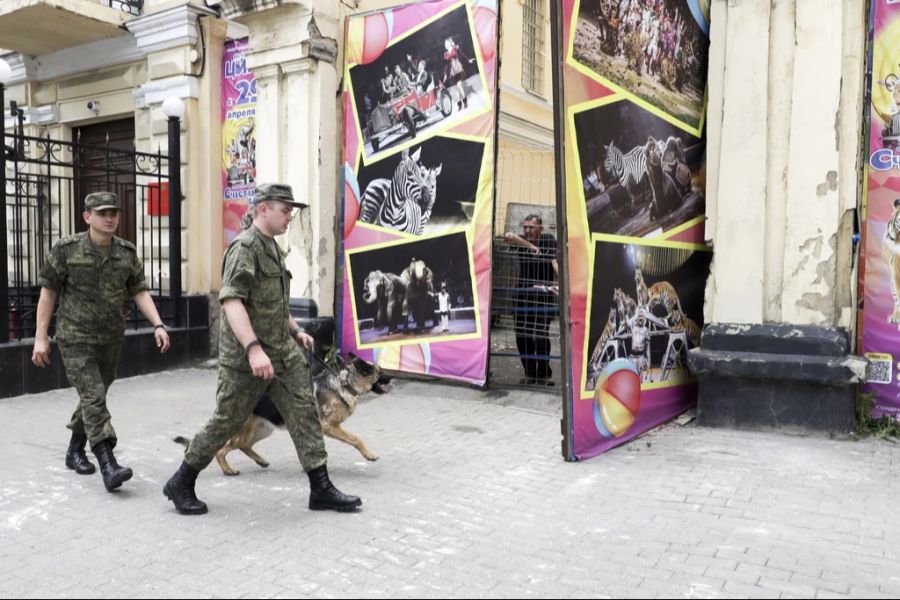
[592, 359, 641, 439]
[343, 182, 359, 239]
[347, 13, 390, 65]
[473, 6, 498, 61]
[343, 165, 361, 238]
[374, 343, 431, 374]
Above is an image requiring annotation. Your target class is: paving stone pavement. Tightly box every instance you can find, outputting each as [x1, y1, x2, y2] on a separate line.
[1, 366, 899, 599]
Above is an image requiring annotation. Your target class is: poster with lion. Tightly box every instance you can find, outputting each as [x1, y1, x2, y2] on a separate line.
[558, 0, 711, 461]
[862, 0, 900, 419]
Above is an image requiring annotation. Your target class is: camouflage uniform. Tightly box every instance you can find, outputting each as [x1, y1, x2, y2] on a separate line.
[184, 221, 327, 473]
[37, 196, 148, 449]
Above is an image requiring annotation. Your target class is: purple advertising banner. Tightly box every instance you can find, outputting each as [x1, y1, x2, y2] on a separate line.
[222, 38, 257, 245]
[862, 0, 900, 418]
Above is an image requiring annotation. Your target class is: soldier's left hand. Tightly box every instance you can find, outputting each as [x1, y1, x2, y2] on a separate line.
[155, 328, 171, 353]
[296, 331, 315, 351]
[32, 339, 51, 368]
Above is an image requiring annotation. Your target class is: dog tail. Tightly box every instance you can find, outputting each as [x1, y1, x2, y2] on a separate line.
[172, 435, 192, 449]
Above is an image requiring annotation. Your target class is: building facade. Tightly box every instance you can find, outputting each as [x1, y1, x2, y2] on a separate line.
[0, 0, 875, 407]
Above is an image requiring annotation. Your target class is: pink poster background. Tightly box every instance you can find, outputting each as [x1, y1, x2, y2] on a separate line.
[561, 0, 712, 460]
[339, 0, 498, 385]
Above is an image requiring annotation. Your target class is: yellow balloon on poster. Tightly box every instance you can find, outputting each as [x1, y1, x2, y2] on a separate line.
[346, 17, 365, 66]
[375, 344, 428, 374]
[873, 17, 900, 120]
[346, 13, 389, 66]
[375, 345, 401, 371]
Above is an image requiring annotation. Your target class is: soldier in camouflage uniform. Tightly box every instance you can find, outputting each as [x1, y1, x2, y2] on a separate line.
[32, 191, 171, 493]
[163, 183, 361, 515]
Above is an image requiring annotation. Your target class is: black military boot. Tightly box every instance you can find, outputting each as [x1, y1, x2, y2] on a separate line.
[307, 464, 362, 512]
[65, 431, 96, 475]
[163, 461, 208, 515]
[92, 440, 133, 492]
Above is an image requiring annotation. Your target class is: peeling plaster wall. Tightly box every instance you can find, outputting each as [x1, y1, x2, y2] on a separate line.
[235, 0, 345, 316]
[705, 0, 866, 331]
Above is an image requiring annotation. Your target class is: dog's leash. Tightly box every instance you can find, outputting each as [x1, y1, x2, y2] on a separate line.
[272, 373, 309, 403]
[305, 346, 342, 379]
[268, 348, 319, 401]
[271, 347, 351, 409]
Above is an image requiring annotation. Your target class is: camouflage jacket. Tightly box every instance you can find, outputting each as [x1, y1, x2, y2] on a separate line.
[38, 232, 148, 344]
[218, 225, 301, 371]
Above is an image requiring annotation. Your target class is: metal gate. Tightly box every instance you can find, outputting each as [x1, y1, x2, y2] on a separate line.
[2, 127, 177, 343]
[490, 144, 562, 389]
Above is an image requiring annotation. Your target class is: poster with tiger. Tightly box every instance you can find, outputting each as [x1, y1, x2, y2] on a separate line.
[557, 0, 713, 460]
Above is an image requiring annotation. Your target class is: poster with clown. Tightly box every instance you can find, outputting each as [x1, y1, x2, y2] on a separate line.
[558, 0, 713, 460]
[339, 0, 498, 386]
[861, 0, 900, 419]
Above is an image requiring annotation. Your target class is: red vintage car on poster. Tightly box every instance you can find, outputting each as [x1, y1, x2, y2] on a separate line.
[364, 78, 454, 152]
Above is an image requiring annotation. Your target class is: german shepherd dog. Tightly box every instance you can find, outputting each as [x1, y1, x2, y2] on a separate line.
[175, 353, 391, 476]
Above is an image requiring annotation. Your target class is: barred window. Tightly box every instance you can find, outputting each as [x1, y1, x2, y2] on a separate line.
[522, 0, 545, 95]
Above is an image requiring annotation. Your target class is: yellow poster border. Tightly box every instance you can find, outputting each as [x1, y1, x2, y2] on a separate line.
[565, 0, 707, 138]
[345, 0, 495, 167]
[578, 233, 712, 399]
[345, 228, 483, 350]
[660, 215, 707, 240]
[567, 94, 708, 246]
[567, 93, 624, 248]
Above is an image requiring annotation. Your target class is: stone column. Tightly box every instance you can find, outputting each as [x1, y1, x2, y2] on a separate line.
[704, 0, 771, 325]
[704, 0, 866, 330]
[691, 0, 868, 434]
[236, 1, 342, 315]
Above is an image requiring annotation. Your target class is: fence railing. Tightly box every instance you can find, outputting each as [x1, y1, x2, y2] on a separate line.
[2, 131, 177, 343]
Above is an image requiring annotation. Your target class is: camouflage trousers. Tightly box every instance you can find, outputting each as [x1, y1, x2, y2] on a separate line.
[59, 342, 121, 449]
[184, 357, 327, 473]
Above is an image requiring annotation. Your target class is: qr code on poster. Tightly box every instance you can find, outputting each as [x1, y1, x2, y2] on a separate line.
[865, 353, 893, 384]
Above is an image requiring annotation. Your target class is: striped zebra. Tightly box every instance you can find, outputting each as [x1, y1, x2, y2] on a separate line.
[417, 162, 442, 226]
[359, 147, 440, 235]
[603, 141, 649, 208]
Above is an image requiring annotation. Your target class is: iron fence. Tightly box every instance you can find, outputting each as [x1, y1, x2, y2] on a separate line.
[2, 131, 177, 343]
[490, 147, 562, 389]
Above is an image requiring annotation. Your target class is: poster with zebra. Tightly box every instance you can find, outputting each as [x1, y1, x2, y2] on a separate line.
[346, 1, 492, 164]
[355, 135, 485, 236]
[559, 0, 711, 460]
[340, 0, 498, 386]
[345, 231, 480, 348]
[568, 0, 709, 136]
[572, 97, 705, 237]
[582, 236, 711, 394]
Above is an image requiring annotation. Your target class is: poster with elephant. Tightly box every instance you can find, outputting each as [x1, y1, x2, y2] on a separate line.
[558, 0, 712, 460]
[339, 0, 498, 386]
[861, 0, 900, 419]
[346, 231, 480, 347]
